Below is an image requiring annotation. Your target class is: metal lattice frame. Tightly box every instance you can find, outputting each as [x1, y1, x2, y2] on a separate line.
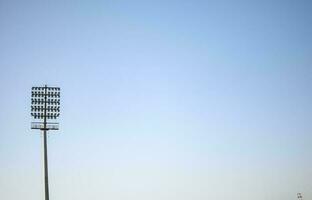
[31, 86, 60, 120]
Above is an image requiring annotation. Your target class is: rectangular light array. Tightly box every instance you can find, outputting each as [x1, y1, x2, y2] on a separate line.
[31, 87, 60, 119]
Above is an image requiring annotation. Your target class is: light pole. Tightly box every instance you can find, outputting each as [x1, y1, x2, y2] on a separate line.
[31, 85, 60, 200]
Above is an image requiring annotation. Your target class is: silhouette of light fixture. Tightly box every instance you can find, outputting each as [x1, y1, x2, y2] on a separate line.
[30, 85, 61, 200]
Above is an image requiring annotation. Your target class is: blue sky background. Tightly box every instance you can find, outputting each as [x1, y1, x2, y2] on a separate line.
[0, 0, 311, 200]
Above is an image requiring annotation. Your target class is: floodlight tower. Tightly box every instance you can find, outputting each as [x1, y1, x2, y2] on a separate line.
[31, 85, 60, 200]
[297, 193, 303, 200]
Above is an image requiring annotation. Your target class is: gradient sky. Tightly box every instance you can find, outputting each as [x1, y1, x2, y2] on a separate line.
[0, 0, 311, 200]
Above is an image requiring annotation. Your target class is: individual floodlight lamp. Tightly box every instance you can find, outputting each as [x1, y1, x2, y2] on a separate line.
[297, 193, 303, 200]
[30, 85, 61, 200]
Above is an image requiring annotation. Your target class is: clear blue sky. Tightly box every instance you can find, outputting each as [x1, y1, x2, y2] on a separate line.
[0, 0, 311, 200]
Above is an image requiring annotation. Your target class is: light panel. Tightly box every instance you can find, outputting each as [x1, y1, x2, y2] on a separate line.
[31, 86, 61, 120]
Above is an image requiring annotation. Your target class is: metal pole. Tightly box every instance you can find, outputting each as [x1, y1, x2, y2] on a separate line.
[43, 85, 50, 200]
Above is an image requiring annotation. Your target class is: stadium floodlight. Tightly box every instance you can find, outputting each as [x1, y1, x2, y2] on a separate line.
[31, 85, 61, 200]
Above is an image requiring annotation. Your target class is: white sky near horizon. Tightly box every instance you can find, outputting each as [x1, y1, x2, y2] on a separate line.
[0, 0, 311, 200]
